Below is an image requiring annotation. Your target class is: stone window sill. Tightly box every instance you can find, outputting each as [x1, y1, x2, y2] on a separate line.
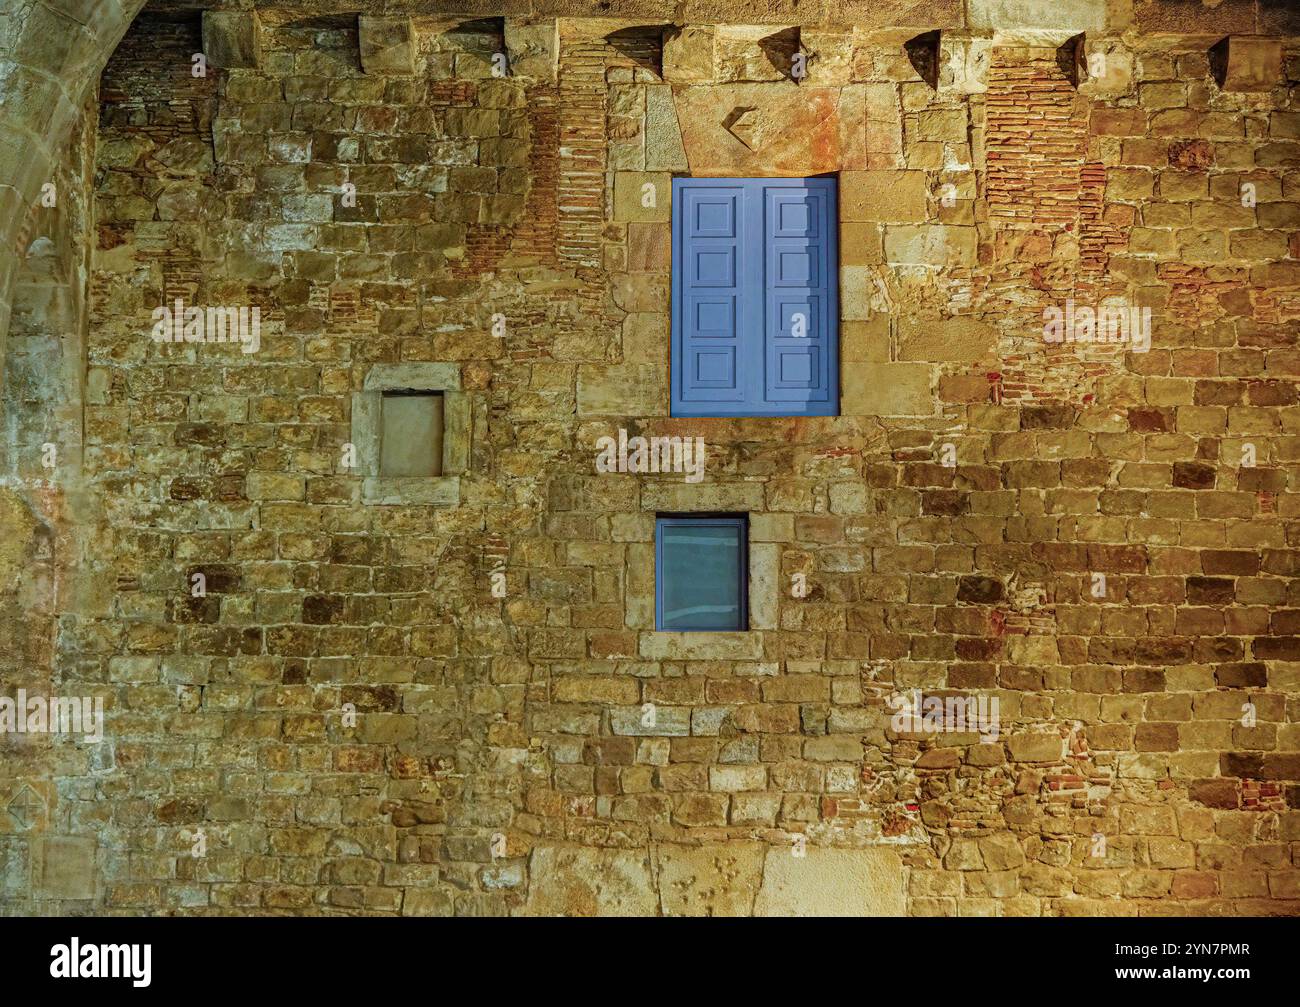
[362, 476, 460, 507]
[638, 632, 764, 661]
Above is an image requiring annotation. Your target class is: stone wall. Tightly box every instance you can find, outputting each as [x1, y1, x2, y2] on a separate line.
[1, 1, 1299, 915]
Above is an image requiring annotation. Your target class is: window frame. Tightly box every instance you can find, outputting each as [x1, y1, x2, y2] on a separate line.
[654, 514, 749, 632]
[351, 363, 467, 506]
[670, 175, 839, 418]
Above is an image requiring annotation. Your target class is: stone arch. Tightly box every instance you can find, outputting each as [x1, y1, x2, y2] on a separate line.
[0, 2, 143, 904]
[0, 0, 147, 373]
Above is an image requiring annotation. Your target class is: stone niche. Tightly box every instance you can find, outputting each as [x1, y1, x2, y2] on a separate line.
[351, 363, 469, 506]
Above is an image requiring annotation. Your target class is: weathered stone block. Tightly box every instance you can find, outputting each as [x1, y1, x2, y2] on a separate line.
[644, 87, 688, 172]
[863, 108, 904, 170]
[655, 843, 765, 915]
[750, 542, 779, 629]
[841, 221, 883, 266]
[842, 170, 928, 223]
[504, 19, 556, 81]
[915, 107, 967, 142]
[715, 25, 798, 83]
[1007, 733, 1063, 763]
[1259, 0, 1300, 33]
[359, 17, 415, 76]
[611, 273, 669, 312]
[840, 265, 884, 321]
[884, 224, 978, 266]
[639, 632, 764, 661]
[610, 705, 691, 736]
[625, 226, 671, 274]
[754, 846, 905, 916]
[938, 33, 991, 94]
[663, 26, 714, 83]
[613, 172, 671, 223]
[836, 85, 869, 169]
[201, 12, 262, 69]
[524, 846, 656, 915]
[969, 0, 1105, 32]
[978, 833, 1026, 871]
[709, 764, 767, 791]
[898, 316, 997, 362]
[31, 836, 95, 900]
[577, 363, 665, 415]
[1078, 37, 1134, 97]
[802, 31, 853, 85]
[1212, 37, 1284, 93]
[1134, 0, 1254, 33]
[843, 317, 890, 362]
[676, 84, 845, 175]
[842, 362, 934, 417]
[554, 676, 639, 705]
[1007, 634, 1059, 664]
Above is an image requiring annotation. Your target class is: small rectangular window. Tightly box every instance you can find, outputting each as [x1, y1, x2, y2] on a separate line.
[380, 391, 444, 477]
[655, 515, 748, 631]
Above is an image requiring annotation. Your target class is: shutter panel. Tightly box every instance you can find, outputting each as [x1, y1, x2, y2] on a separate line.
[672, 181, 749, 414]
[672, 177, 838, 417]
[761, 179, 836, 416]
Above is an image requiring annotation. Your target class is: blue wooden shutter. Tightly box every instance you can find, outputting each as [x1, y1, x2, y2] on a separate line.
[672, 177, 837, 417]
[673, 182, 748, 408]
[762, 180, 835, 412]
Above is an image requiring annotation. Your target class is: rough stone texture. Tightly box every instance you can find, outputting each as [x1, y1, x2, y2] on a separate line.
[0, 4, 1299, 919]
[841, 360, 935, 415]
[30, 836, 95, 900]
[201, 11, 263, 70]
[654, 842, 765, 915]
[754, 847, 906, 916]
[678, 83, 847, 174]
[524, 846, 657, 915]
[643, 86, 688, 172]
[969, 0, 1105, 34]
[1133, 0, 1256, 35]
[358, 16, 415, 76]
[1077, 36, 1133, 97]
[504, 20, 557, 81]
[715, 25, 797, 82]
[843, 170, 929, 222]
[662, 26, 715, 83]
[939, 32, 992, 94]
[898, 316, 998, 362]
[1216, 36, 1284, 93]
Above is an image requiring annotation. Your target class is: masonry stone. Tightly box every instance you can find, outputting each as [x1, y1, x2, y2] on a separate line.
[358, 17, 415, 76]
[754, 847, 906, 916]
[1215, 36, 1284, 93]
[201, 11, 262, 69]
[662, 26, 715, 83]
[31, 836, 95, 900]
[504, 20, 557, 81]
